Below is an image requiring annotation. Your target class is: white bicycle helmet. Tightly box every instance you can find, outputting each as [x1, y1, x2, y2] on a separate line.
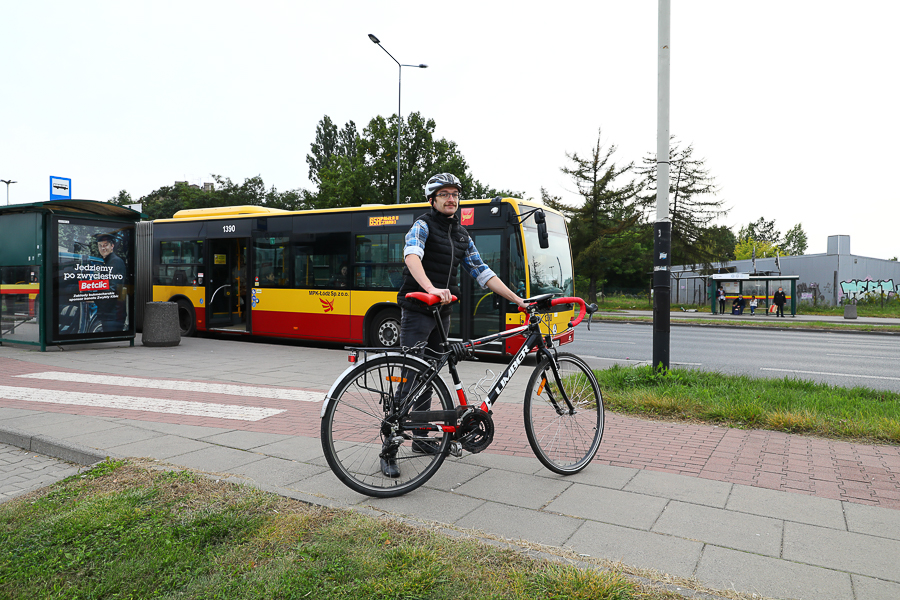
[424, 173, 462, 200]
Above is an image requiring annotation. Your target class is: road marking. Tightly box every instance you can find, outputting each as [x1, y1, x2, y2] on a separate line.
[0, 385, 285, 421]
[761, 368, 900, 382]
[827, 353, 900, 361]
[15, 372, 321, 402]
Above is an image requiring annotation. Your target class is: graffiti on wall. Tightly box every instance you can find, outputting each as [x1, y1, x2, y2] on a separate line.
[839, 279, 898, 301]
[797, 281, 832, 304]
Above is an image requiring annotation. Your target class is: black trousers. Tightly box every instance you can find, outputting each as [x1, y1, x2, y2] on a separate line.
[398, 308, 451, 411]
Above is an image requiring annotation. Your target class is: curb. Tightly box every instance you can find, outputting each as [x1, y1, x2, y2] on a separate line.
[0, 426, 115, 466]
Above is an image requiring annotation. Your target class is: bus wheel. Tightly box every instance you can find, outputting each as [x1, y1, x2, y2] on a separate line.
[370, 310, 401, 348]
[176, 299, 197, 337]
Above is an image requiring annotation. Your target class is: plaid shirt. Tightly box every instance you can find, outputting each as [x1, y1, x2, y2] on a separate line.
[404, 219, 496, 288]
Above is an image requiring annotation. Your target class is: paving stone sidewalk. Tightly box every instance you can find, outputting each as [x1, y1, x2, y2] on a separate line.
[0, 442, 87, 503]
[2, 336, 900, 599]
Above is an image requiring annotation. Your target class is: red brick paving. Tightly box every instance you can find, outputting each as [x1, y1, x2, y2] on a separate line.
[1, 357, 898, 509]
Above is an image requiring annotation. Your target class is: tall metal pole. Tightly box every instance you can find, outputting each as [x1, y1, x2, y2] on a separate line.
[368, 34, 427, 204]
[397, 63, 402, 205]
[0, 180, 16, 206]
[652, 0, 671, 372]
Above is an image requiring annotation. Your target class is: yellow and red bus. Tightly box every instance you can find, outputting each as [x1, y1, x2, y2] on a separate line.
[138, 198, 574, 355]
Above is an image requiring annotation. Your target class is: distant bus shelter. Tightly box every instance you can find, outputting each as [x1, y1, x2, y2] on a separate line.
[708, 273, 799, 316]
[0, 200, 141, 351]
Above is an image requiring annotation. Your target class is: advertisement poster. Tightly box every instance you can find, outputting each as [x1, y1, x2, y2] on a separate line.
[54, 217, 134, 338]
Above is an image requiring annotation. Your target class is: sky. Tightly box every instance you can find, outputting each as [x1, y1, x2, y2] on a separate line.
[3, 1, 898, 260]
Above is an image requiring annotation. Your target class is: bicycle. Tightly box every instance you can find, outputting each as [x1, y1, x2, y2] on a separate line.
[320, 292, 603, 497]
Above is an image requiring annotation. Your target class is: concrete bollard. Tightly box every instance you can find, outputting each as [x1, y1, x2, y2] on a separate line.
[142, 302, 181, 347]
[843, 304, 858, 320]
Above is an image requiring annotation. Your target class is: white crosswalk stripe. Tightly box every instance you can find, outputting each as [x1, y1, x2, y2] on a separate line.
[0, 385, 285, 421]
[15, 371, 320, 402]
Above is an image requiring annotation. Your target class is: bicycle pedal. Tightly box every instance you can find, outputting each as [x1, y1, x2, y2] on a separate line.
[449, 441, 463, 458]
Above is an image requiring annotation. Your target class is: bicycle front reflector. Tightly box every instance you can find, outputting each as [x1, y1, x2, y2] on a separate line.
[386, 376, 407, 383]
[537, 376, 547, 396]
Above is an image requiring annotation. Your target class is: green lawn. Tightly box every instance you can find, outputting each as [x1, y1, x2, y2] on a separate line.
[595, 365, 900, 444]
[1, 460, 684, 600]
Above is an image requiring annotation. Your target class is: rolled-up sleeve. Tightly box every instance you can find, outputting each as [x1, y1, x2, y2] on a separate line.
[462, 240, 496, 288]
[404, 220, 428, 260]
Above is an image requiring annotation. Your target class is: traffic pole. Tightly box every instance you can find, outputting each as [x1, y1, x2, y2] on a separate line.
[653, 0, 671, 372]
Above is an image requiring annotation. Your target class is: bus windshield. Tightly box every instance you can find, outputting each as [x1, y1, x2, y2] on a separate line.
[523, 211, 573, 297]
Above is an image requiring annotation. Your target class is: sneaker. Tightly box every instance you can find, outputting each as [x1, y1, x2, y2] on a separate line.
[411, 439, 440, 455]
[380, 456, 400, 478]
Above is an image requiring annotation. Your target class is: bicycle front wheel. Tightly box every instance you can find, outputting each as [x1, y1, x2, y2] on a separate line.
[320, 354, 453, 497]
[524, 352, 604, 474]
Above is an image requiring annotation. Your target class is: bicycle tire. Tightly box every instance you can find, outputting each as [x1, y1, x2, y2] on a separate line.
[523, 352, 604, 475]
[320, 354, 453, 497]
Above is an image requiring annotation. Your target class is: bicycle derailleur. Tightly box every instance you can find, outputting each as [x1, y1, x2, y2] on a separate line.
[451, 405, 494, 457]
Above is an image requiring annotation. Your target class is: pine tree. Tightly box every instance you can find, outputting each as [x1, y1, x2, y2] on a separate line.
[637, 139, 728, 268]
[554, 129, 642, 303]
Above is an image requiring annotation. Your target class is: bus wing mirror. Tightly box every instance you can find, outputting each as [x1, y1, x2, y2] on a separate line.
[534, 210, 550, 249]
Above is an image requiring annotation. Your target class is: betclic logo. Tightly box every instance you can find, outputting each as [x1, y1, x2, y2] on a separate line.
[79, 279, 110, 292]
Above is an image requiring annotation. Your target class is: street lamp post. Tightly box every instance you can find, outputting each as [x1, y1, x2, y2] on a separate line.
[0, 180, 16, 206]
[368, 34, 427, 204]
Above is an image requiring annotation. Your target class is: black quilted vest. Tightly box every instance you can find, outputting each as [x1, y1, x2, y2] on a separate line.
[398, 208, 471, 315]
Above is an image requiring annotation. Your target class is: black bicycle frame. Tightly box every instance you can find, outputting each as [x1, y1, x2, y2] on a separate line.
[390, 307, 575, 432]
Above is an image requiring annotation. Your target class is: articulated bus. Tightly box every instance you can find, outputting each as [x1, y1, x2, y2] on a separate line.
[137, 197, 575, 356]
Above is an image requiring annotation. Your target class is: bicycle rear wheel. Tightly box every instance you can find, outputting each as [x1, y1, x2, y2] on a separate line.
[523, 352, 604, 474]
[320, 354, 452, 497]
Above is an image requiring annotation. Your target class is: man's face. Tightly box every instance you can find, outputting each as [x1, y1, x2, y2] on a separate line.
[431, 186, 460, 216]
[98, 240, 115, 258]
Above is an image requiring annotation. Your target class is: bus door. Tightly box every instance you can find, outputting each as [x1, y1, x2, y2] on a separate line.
[207, 238, 249, 331]
[453, 229, 505, 353]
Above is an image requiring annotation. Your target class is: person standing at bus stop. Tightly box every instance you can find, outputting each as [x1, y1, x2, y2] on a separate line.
[774, 286, 787, 317]
[384, 173, 527, 478]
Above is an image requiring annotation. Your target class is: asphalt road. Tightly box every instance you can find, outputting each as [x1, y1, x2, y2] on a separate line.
[568, 321, 900, 393]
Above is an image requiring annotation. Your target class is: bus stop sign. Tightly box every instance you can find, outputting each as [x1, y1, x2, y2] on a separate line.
[50, 176, 72, 200]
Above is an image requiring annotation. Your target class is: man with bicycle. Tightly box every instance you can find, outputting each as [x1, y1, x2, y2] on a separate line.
[383, 173, 527, 477]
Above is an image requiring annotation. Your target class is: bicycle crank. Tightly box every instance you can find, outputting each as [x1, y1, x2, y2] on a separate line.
[457, 409, 494, 453]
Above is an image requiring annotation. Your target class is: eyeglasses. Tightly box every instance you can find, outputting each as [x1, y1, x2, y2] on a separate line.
[436, 191, 460, 200]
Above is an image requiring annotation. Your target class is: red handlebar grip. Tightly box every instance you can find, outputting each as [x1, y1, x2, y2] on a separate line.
[551, 296, 587, 327]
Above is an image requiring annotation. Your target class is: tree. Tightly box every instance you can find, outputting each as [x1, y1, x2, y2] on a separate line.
[734, 238, 781, 260]
[306, 112, 517, 208]
[125, 175, 311, 220]
[738, 217, 781, 245]
[697, 225, 737, 270]
[553, 129, 642, 303]
[637, 139, 728, 268]
[781, 223, 808, 256]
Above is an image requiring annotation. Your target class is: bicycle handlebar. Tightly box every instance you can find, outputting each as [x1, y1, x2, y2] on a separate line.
[551, 297, 587, 327]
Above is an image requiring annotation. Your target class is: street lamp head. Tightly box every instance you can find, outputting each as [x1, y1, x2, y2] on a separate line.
[368, 34, 380, 44]
[418, 64, 428, 68]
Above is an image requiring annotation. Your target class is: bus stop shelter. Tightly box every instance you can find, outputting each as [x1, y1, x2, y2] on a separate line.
[708, 273, 800, 316]
[0, 200, 141, 351]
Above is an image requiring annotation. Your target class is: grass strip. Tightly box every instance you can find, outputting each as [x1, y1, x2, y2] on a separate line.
[1, 459, 686, 600]
[595, 365, 900, 444]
